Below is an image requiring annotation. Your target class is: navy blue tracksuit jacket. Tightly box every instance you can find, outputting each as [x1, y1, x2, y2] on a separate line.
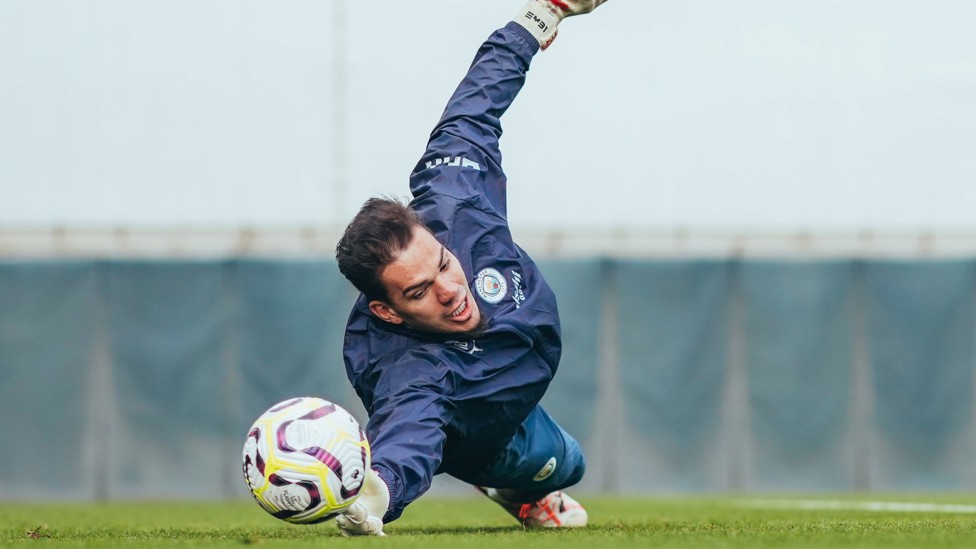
[343, 23, 560, 522]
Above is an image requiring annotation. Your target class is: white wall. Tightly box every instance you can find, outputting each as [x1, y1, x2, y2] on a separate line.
[2, 0, 975, 232]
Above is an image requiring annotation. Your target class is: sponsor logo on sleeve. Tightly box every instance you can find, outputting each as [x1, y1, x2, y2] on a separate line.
[475, 268, 507, 304]
[511, 271, 525, 309]
[425, 156, 481, 171]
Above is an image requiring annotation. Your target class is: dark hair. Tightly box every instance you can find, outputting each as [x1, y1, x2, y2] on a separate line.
[336, 197, 427, 301]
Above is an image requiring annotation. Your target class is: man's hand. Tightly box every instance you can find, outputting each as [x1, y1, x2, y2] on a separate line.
[335, 469, 390, 537]
[336, 502, 384, 537]
[515, 0, 610, 50]
[547, 0, 610, 18]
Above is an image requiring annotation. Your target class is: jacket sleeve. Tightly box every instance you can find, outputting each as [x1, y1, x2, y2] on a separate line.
[364, 352, 455, 523]
[409, 22, 540, 222]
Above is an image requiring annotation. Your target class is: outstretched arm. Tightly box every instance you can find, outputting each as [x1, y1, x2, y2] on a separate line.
[409, 0, 610, 221]
[408, 22, 537, 220]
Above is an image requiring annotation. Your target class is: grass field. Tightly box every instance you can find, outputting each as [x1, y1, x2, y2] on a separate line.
[3, 495, 976, 547]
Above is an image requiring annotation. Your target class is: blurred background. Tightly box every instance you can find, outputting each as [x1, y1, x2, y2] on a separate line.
[2, 0, 976, 501]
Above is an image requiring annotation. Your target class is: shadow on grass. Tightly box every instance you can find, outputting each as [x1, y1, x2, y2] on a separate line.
[387, 525, 598, 536]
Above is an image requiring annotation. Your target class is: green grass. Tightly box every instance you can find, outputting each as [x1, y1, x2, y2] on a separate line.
[3, 495, 976, 547]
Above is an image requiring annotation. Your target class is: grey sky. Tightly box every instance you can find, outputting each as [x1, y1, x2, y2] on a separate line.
[1, 1, 974, 231]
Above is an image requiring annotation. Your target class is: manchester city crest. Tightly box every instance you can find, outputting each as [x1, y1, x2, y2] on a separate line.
[475, 267, 507, 304]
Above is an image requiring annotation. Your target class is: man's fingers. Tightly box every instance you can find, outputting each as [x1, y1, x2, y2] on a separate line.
[336, 502, 385, 536]
[336, 516, 385, 537]
[346, 502, 369, 522]
[362, 517, 385, 536]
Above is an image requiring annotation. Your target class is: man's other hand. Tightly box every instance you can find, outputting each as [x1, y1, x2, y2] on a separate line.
[515, 0, 611, 50]
[549, 0, 610, 19]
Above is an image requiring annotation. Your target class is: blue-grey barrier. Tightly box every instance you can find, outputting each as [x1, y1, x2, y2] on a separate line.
[1, 259, 975, 500]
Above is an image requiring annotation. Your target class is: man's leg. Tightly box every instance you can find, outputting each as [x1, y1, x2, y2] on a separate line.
[459, 405, 587, 527]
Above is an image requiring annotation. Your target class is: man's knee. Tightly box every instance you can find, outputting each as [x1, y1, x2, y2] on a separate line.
[566, 452, 585, 486]
[559, 436, 586, 487]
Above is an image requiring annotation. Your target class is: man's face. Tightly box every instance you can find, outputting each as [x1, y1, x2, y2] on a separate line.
[368, 226, 482, 334]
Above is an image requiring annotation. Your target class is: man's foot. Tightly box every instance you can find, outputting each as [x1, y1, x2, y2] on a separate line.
[478, 487, 588, 528]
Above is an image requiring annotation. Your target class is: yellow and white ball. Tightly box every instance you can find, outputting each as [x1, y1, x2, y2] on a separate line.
[242, 397, 370, 524]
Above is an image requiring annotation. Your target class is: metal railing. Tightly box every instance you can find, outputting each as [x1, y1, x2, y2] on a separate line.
[3, 226, 976, 259]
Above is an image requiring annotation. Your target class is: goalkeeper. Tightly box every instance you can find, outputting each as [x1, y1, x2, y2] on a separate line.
[334, 0, 611, 536]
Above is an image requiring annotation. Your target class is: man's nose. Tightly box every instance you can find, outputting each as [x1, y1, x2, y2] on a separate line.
[434, 275, 457, 305]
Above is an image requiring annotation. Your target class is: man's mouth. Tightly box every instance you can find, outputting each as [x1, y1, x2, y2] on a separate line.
[448, 296, 468, 318]
[447, 287, 473, 321]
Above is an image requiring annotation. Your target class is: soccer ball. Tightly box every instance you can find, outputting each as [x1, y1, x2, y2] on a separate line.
[242, 397, 370, 524]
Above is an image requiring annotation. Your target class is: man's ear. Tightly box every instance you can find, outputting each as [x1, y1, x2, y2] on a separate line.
[368, 300, 404, 325]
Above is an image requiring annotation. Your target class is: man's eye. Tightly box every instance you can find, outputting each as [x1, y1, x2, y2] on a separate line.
[440, 258, 450, 272]
[412, 289, 426, 299]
